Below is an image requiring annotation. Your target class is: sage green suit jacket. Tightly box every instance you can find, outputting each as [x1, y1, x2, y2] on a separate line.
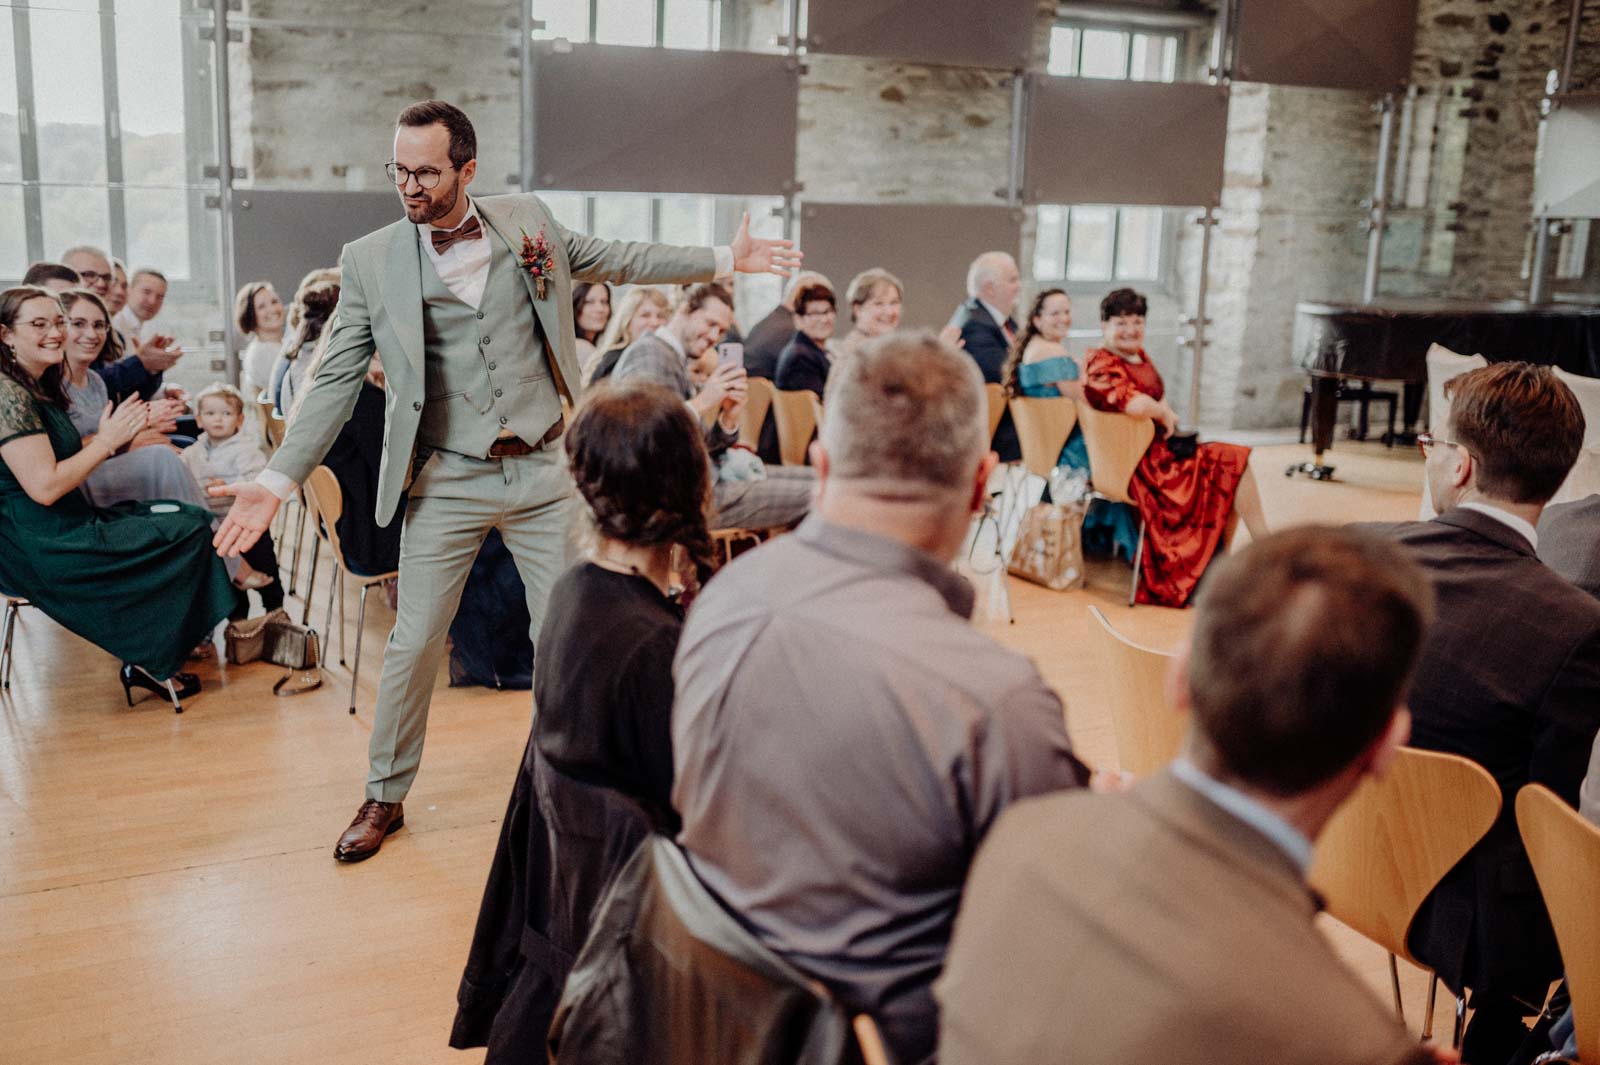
[266, 192, 716, 525]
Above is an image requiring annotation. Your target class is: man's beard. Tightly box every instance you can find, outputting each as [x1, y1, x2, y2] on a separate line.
[405, 179, 459, 224]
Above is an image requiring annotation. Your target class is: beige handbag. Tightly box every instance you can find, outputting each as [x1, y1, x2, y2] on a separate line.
[1007, 500, 1088, 591]
[223, 608, 324, 695]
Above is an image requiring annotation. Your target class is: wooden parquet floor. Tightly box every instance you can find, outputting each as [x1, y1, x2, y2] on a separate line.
[0, 440, 1450, 1064]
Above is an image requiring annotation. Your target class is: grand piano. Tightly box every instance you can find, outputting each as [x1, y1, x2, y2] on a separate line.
[1291, 299, 1600, 479]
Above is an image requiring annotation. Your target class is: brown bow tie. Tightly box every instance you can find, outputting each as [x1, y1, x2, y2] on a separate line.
[430, 215, 482, 253]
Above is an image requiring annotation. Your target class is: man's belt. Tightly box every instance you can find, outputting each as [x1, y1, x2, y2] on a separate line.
[487, 415, 565, 458]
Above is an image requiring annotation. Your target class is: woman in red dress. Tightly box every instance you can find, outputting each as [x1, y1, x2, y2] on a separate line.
[1082, 288, 1268, 606]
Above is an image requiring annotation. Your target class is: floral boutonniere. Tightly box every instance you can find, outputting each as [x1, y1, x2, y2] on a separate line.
[519, 226, 555, 300]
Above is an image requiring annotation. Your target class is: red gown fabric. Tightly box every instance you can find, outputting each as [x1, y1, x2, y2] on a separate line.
[1083, 348, 1250, 607]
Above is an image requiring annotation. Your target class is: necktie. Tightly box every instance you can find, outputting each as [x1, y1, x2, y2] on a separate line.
[431, 215, 483, 254]
[1003, 318, 1018, 341]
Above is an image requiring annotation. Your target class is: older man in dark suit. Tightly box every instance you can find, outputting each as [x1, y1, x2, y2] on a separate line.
[1539, 493, 1600, 600]
[948, 251, 1021, 461]
[938, 526, 1443, 1065]
[1362, 362, 1600, 1064]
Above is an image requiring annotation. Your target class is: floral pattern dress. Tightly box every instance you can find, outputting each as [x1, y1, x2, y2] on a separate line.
[1082, 348, 1250, 607]
[0, 375, 235, 679]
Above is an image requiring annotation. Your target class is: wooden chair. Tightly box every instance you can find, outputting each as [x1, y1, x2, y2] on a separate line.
[1086, 606, 1181, 776]
[1009, 395, 1078, 480]
[854, 1014, 896, 1065]
[983, 382, 1007, 443]
[255, 394, 283, 454]
[710, 528, 762, 568]
[771, 388, 818, 466]
[808, 392, 825, 434]
[1309, 748, 1501, 1044]
[1, 593, 33, 691]
[1518, 784, 1600, 1063]
[1075, 403, 1154, 605]
[741, 376, 775, 451]
[300, 465, 399, 714]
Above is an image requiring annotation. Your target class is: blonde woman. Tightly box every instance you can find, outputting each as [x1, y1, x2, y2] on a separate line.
[587, 287, 672, 386]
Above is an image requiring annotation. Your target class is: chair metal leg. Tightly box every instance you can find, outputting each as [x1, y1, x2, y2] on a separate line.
[350, 584, 369, 714]
[323, 564, 338, 652]
[1388, 954, 1405, 1023]
[1, 600, 18, 690]
[338, 568, 347, 666]
[1128, 521, 1147, 607]
[287, 496, 308, 597]
[1421, 973, 1439, 1041]
[302, 537, 321, 626]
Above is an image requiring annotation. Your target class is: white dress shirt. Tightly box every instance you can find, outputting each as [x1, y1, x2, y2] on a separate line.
[1459, 500, 1539, 550]
[113, 306, 147, 342]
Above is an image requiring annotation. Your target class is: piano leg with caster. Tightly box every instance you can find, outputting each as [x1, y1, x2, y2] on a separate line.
[1287, 375, 1339, 481]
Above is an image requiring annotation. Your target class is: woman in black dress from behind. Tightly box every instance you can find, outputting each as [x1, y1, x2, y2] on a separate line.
[450, 381, 715, 1062]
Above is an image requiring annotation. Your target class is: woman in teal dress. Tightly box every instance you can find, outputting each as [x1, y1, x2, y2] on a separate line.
[0, 287, 236, 705]
[1001, 288, 1141, 561]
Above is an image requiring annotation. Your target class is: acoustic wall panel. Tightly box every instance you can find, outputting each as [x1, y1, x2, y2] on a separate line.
[531, 42, 799, 195]
[805, 0, 1036, 70]
[232, 190, 401, 304]
[1535, 94, 1600, 219]
[1023, 79, 1228, 208]
[1232, 0, 1418, 92]
[798, 203, 1024, 337]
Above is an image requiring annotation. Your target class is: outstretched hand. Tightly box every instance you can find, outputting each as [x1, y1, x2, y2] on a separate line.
[729, 211, 803, 278]
[209, 480, 282, 557]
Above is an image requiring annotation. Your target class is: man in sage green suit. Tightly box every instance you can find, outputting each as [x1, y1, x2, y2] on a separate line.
[212, 100, 799, 862]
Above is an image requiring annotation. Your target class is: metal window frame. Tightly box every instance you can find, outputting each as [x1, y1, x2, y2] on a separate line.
[1044, 18, 1196, 290]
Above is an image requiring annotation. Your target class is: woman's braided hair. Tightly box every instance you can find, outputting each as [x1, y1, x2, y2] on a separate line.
[565, 381, 716, 596]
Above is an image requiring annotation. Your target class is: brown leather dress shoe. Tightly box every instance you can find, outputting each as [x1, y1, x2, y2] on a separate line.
[334, 799, 404, 862]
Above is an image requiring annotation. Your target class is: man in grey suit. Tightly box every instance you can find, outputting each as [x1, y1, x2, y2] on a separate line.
[1362, 362, 1600, 1064]
[1538, 492, 1600, 600]
[612, 281, 814, 530]
[212, 100, 798, 862]
[938, 526, 1444, 1065]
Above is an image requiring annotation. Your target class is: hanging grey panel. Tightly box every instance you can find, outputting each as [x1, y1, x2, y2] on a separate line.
[1233, 0, 1417, 92]
[232, 190, 401, 304]
[798, 203, 1024, 336]
[1535, 94, 1600, 219]
[1023, 78, 1228, 208]
[805, 0, 1036, 69]
[531, 43, 798, 195]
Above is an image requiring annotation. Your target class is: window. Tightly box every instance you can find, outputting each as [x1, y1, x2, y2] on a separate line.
[3, 1, 212, 284]
[1037, 20, 1189, 286]
[533, 0, 722, 49]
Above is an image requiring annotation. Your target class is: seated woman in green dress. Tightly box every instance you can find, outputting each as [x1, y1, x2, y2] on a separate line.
[0, 287, 237, 709]
[1001, 288, 1141, 562]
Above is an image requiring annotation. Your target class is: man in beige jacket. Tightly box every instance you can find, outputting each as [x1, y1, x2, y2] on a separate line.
[937, 525, 1455, 1065]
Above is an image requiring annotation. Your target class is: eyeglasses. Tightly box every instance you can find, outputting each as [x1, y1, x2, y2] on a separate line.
[19, 317, 65, 332]
[384, 161, 455, 190]
[69, 317, 111, 333]
[800, 307, 836, 319]
[76, 270, 113, 285]
[1416, 432, 1467, 458]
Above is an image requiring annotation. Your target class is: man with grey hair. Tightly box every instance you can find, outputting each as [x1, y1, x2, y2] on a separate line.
[672, 330, 1086, 1065]
[949, 250, 1022, 460]
[57, 246, 183, 401]
[61, 245, 114, 297]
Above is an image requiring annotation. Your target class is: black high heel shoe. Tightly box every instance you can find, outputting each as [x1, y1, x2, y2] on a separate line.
[120, 665, 201, 713]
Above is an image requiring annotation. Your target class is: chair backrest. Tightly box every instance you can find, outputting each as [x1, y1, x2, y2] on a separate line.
[256, 395, 284, 452]
[853, 1014, 894, 1065]
[771, 388, 818, 466]
[1009, 396, 1078, 480]
[1424, 343, 1487, 435]
[1086, 606, 1182, 776]
[301, 465, 350, 571]
[983, 382, 1007, 442]
[1309, 748, 1501, 966]
[1518, 783, 1600, 1063]
[1074, 403, 1154, 505]
[742, 376, 775, 450]
[808, 392, 826, 434]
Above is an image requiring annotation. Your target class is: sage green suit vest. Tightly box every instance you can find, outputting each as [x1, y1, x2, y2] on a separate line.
[417, 235, 561, 457]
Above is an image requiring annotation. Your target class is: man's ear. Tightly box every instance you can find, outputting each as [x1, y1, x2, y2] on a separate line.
[459, 158, 477, 188]
[968, 451, 999, 515]
[1450, 446, 1473, 491]
[809, 441, 830, 490]
[1362, 707, 1411, 781]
